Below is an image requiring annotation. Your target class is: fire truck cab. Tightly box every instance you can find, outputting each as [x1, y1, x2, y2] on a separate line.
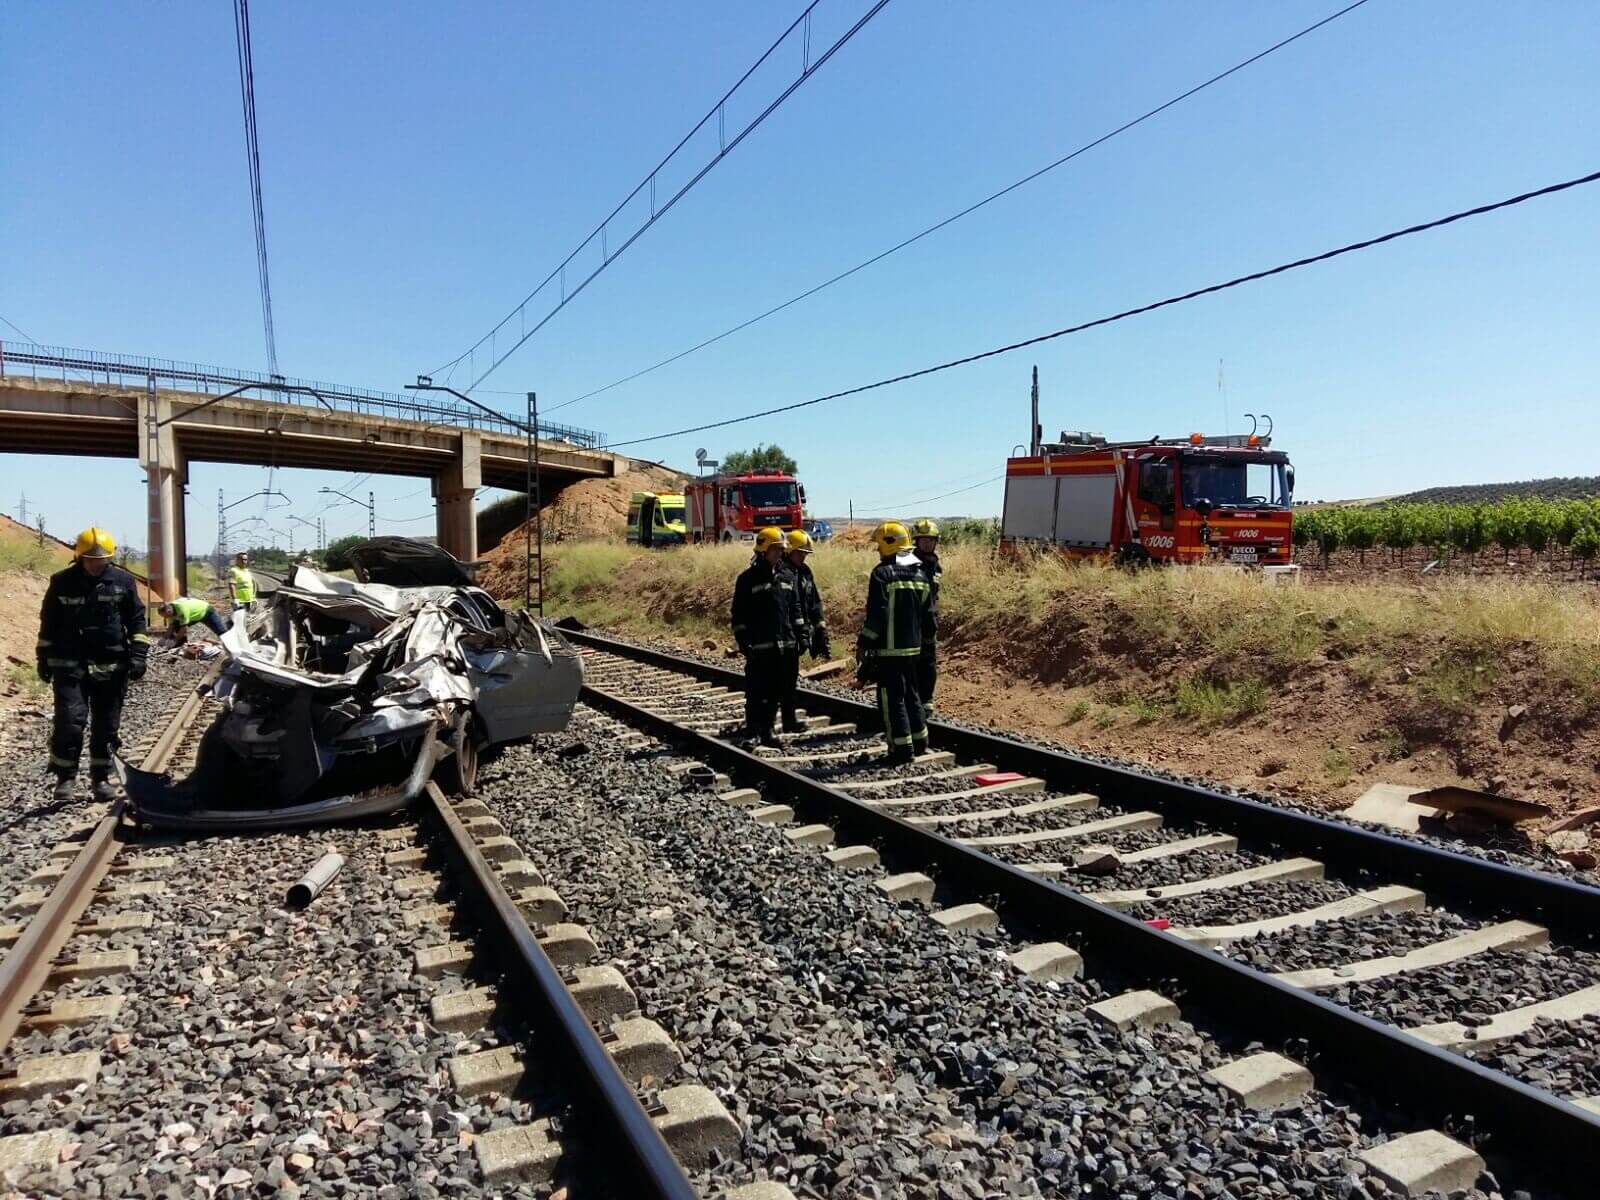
[1001, 431, 1294, 565]
[684, 471, 806, 544]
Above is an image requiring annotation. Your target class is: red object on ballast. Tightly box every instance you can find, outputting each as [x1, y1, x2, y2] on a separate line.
[974, 772, 1026, 787]
[1143, 918, 1171, 931]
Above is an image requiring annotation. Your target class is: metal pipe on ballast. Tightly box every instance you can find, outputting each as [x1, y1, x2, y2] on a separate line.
[286, 850, 345, 908]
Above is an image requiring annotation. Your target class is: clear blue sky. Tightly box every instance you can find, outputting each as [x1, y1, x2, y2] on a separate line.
[3, 1, 1597, 553]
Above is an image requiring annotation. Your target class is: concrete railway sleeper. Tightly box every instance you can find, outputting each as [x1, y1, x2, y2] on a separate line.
[574, 633, 1600, 1194]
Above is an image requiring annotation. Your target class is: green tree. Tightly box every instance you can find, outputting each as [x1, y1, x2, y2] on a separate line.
[1344, 509, 1378, 564]
[323, 535, 366, 571]
[719, 443, 798, 476]
[1571, 526, 1600, 575]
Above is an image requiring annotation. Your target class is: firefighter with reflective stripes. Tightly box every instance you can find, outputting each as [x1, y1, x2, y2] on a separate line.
[910, 517, 942, 710]
[36, 528, 149, 801]
[856, 521, 932, 763]
[783, 528, 827, 732]
[730, 527, 803, 746]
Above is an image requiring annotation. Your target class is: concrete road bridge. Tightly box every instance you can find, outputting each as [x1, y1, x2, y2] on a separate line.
[0, 343, 626, 599]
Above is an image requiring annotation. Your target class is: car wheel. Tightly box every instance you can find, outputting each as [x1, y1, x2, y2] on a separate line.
[437, 713, 479, 796]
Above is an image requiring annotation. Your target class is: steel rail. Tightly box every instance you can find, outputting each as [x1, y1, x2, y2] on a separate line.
[419, 783, 698, 1199]
[579, 672, 1600, 1191]
[0, 668, 212, 1055]
[566, 629, 1600, 935]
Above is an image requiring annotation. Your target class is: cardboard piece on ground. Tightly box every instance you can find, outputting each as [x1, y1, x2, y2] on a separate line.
[801, 659, 847, 680]
[1410, 785, 1550, 825]
[1345, 784, 1441, 833]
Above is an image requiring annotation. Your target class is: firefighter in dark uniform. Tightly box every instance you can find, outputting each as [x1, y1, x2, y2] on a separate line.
[910, 518, 942, 710]
[782, 528, 828, 732]
[730, 527, 802, 747]
[36, 528, 149, 801]
[856, 521, 932, 763]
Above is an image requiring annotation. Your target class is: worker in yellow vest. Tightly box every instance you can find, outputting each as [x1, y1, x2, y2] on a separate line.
[158, 596, 229, 638]
[228, 552, 257, 611]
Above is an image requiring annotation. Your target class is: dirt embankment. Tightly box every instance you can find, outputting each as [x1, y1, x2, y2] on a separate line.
[514, 542, 1600, 839]
[477, 465, 686, 596]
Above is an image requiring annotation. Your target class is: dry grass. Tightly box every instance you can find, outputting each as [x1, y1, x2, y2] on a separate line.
[542, 540, 1600, 701]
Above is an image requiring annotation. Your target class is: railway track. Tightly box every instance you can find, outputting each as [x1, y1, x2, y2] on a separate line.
[572, 628, 1600, 1196]
[0, 665, 772, 1199]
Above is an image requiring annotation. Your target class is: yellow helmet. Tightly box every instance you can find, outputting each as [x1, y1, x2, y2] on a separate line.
[754, 527, 785, 552]
[785, 529, 814, 554]
[873, 521, 911, 557]
[74, 527, 116, 558]
[911, 518, 940, 540]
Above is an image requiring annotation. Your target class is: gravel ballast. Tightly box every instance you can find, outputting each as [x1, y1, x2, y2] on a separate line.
[475, 703, 1547, 1198]
[0, 820, 506, 1199]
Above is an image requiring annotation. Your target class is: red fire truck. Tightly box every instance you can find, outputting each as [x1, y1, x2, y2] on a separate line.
[1001, 422, 1295, 565]
[684, 470, 807, 544]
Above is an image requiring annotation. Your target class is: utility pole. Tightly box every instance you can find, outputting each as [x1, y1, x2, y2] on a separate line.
[534, 392, 547, 620]
[216, 489, 227, 582]
[17, 492, 26, 526]
[368, 491, 375, 538]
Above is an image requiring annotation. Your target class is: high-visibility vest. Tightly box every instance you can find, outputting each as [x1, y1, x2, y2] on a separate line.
[170, 596, 212, 626]
[229, 566, 256, 604]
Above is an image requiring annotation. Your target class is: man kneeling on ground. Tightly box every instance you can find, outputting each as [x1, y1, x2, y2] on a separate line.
[158, 596, 230, 640]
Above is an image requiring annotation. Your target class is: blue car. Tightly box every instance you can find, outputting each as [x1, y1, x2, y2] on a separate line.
[804, 518, 834, 543]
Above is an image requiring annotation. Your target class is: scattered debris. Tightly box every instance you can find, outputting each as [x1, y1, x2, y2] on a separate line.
[1548, 805, 1600, 833]
[801, 658, 847, 680]
[1345, 783, 1441, 833]
[1499, 703, 1530, 740]
[1546, 830, 1595, 869]
[1409, 785, 1551, 825]
[1072, 846, 1123, 876]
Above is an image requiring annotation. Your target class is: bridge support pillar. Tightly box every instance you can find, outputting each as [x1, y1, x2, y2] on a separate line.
[137, 390, 188, 602]
[436, 431, 482, 562]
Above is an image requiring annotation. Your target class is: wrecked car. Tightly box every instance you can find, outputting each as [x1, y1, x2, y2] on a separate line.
[124, 537, 583, 831]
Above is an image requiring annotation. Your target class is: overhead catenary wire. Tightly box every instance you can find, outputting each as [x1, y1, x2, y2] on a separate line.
[605, 167, 1600, 451]
[430, 0, 894, 393]
[856, 473, 1006, 515]
[546, 0, 1373, 415]
[233, 0, 279, 378]
[0, 314, 38, 342]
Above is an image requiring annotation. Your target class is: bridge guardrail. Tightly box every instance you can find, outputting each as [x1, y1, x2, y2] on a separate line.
[0, 341, 604, 448]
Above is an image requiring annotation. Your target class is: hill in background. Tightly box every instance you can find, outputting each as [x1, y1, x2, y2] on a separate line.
[1389, 476, 1600, 505]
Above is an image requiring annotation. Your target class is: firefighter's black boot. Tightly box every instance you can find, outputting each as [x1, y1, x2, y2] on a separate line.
[759, 728, 782, 749]
[781, 711, 805, 734]
[91, 773, 118, 802]
[885, 745, 915, 766]
[51, 772, 77, 802]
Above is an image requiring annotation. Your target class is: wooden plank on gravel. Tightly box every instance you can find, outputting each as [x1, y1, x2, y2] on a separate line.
[1273, 920, 1549, 991]
[1087, 857, 1324, 911]
[959, 809, 1160, 848]
[1171, 885, 1427, 947]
